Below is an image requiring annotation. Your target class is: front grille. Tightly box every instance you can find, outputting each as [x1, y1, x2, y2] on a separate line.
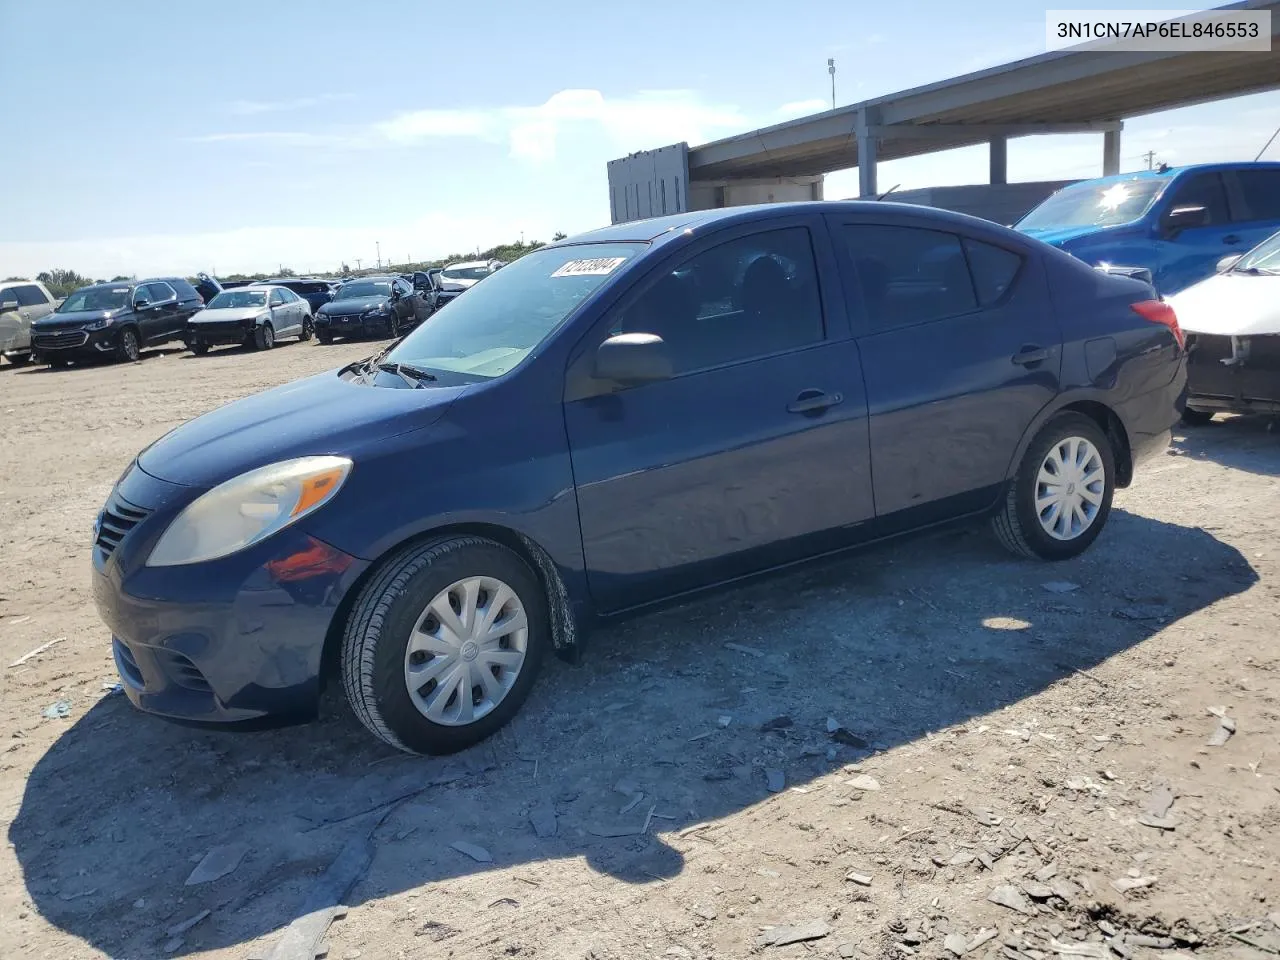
[95, 492, 151, 559]
[158, 650, 212, 692]
[33, 330, 88, 350]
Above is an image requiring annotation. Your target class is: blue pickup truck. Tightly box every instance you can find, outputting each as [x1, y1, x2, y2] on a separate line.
[1016, 162, 1280, 295]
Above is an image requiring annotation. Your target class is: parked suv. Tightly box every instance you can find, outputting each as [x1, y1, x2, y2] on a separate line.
[435, 259, 505, 307]
[31, 278, 205, 366]
[1016, 162, 1280, 295]
[0, 280, 57, 366]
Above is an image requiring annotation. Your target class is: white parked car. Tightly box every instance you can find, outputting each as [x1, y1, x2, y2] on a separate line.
[0, 280, 57, 366]
[1167, 229, 1280, 423]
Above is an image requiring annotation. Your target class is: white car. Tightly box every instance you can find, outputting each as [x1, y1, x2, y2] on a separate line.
[185, 285, 313, 354]
[0, 280, 57, 366]
[1168, 230, 1280, 424]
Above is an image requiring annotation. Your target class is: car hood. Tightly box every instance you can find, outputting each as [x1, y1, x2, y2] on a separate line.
[1016, 224, 1108, 247]
[189, 307, 265, 324]
[32, 309, 117, 330]
[138, 369, 467, 487]
[1167, 272, 1280, 337]
[322, 297, 388, 316]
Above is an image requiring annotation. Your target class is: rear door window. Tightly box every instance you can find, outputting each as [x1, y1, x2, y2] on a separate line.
[1162, 172, 1230, 225]
[14, 284, 50, 307]
[1233, 168, 1280, 221]
[840, 225, 978, 331]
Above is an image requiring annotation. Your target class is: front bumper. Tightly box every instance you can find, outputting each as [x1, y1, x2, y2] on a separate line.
[31, 325, 120, 359]
[92, 463, 370, 724]
[187, 320, 256, 348]
[1185, 332, 1280, 415]
[315, 312, 394, 337]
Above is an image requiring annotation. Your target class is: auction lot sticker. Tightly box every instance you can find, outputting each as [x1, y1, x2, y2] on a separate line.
[551, 257, 628, 277]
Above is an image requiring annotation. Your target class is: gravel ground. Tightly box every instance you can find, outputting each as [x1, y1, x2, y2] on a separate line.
[0, 342, 1277, 960]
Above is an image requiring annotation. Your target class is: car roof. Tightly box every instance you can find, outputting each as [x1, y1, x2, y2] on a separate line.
[1058, 160, 1280, 189]
[343, 275, 396, 282]
[443, 260, 492, 269]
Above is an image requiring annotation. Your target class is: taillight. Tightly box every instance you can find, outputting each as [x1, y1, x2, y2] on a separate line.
[1131, 299, 1185, 350]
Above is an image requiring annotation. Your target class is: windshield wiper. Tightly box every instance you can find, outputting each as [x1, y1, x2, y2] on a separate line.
[1236, 265, 1280, 276]
[377, 361, 437, 387]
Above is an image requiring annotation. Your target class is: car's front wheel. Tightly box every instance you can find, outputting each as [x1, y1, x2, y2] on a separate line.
[254, 323, 274, 350]
[115, 327, 140, 363]
[300, 316, 314, 341]
[340, 536, 549, 755]
[993, 412, 1115, 561]
[317, 329, 333, 345]
[1180, 407, 1214, 426]
[191, 342, 210, 356]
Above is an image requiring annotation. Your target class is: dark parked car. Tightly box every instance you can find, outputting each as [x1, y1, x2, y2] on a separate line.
[258, 278, 337, 315]
[91, 202, 1185, 754]
[313, 275, 422, 342]
[185, 285, 314, 353]
[32, 278, 205, 366]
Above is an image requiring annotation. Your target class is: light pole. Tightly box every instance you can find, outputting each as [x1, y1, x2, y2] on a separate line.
[828, 58, 836, 110]
[375, 241, 381, 270]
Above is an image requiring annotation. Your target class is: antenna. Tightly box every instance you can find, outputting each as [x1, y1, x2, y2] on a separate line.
[827, 58, 836, 110]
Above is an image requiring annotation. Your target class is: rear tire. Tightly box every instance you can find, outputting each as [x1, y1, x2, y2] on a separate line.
[254, 323, 274, 351]
[192, 343, 210, 356]
[5, 352, 31, 367]
[1180, 407, 1214, 426]
[115, 327, 140, 363]
[300, 317, 314, 341]
[993, 412, 1115, 561]
[340, 536, 549, 755]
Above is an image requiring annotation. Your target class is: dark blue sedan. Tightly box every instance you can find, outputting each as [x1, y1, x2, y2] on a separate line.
[92, 202, 1186, 754]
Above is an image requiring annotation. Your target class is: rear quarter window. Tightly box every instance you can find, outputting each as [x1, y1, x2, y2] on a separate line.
[962, 239, 1023, 306]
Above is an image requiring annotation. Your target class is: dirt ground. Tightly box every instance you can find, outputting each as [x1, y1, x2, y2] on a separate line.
[0, 340, 1277, 960]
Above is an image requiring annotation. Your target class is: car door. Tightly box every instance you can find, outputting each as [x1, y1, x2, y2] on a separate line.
[563, 217, 875, 612]
[133, 283, 170, 343]
[1225, 166, 1280, 254]
[828, 215, 1061, 525]
[395, 278, 416, 324]
[11, 285, 53, 349]
[1150, 171, 1234, 294]
[0, 286, 22, 352]
[267, 289, 294, 336]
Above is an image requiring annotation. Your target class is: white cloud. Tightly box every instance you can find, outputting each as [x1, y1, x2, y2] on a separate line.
[226, 94, 352, 115]
[186, 131, 357, 147]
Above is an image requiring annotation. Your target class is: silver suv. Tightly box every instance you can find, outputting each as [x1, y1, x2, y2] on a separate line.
[0, 280, 56, 366]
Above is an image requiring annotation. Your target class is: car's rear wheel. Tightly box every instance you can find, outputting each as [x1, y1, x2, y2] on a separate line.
[254, 323, 274, 350]
[340, 536, 549, 755]
[5, 351, 31, 367]
[191, 343, 210, 356]
[300, 316, 314, 341]
[1180, 407, 1214, 426]
[115, 327, 140, 363]
[993, 412, 1115, 561]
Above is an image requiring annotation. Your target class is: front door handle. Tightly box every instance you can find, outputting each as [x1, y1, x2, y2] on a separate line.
[787, 389, 843, 415]
[1012, 346, 1050, 366]
[1222, 234, 1241, 245]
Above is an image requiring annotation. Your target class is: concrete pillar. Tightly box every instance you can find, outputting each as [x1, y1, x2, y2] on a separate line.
[1103, 128, 1121, 176]
[858, 131, 878, 197]
[989, 136, 1008, 184]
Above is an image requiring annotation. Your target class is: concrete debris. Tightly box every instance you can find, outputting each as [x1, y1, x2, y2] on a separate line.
[185, 843, 248, 885]
[1033, 863, 1059, 883]
[761, 716, 793, 732]
[987, 884, 1034, 915]
[162, 936, 185, 953]
[717, 715, 732, 727]
[529, 806, 557, 839]
[1021, 880, 1054, 900]
[1126, 935, 1175, 949]
[40, 700, 70, 720]
[1049, 877, 1078, 901]
[969, 930, 1000, 952]
[1042, 581, 1081, 594]
[1207, 713, 1236, 747]
[845, 871, 873, 886]
[832, 728, 870, 748]
[844, 774, 881, 792]
[619, 793, 645, 814]
[450, 841, 492, 863]
[692, 903, 717, 920]
[827, 717, 841, 733]
[1146, 779, 1176, 817]
[969, 806, 1002, 827]
[945, 933, 969, 956]
[1111, 875, 1156, 893]
[1048, 939, 1109, 959]
[756, 920, 830, 947]
[1137, 814, 1177, 830]
[838, 945, 860, 959]
[766, 768, 785, 793]
[165, 909, 211, 938]
[9, 636, 65, 667]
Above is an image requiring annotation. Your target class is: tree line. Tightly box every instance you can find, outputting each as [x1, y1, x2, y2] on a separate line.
[5, 233, 570, 296]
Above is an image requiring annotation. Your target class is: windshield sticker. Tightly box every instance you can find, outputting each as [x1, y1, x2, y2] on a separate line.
[551, 257, 627, 278]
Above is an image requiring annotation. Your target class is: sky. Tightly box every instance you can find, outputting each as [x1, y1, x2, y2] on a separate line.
[2, 0, 1278, 278]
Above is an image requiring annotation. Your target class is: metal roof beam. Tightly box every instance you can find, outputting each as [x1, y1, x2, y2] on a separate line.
[866, 120, 1122, 140]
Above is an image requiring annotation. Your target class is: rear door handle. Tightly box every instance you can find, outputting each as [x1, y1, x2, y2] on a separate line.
[787, 389, 843, 414]
[1012, 346, 1050, 366]
[1222, 234, 1241, 245]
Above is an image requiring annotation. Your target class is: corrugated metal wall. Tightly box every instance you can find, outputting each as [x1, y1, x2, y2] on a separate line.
[606, 144, 690, 224]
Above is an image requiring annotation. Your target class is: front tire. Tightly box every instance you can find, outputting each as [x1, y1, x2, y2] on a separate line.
[5, 352, 31, 367]
[191, 343, 210, 356]
[115, 327, 140, 363]
[254, 323, 274, 351]
[1180, 407, 1214, 426]
[317, 329, 333, 345]
[299, 316, 314, 341]
[993, 412, 1115, 561]
[340, 536, 549, 755]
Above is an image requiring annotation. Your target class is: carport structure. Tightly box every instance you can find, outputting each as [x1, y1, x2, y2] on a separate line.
[608, 1, 1280, 221]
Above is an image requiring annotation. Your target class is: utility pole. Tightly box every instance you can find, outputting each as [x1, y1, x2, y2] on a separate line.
[375, 241, 381, 270]
[354, 259, 362, 272]
[1143, 150, 1157, 170]
[828, 58, 836, 110]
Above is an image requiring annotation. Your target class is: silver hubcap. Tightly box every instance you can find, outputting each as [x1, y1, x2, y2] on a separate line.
[403, 576, 528, 726]
[1036, 436, 1105, 540]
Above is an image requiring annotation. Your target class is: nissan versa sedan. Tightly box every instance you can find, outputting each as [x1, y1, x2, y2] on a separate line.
[92, 202, 1186, 755]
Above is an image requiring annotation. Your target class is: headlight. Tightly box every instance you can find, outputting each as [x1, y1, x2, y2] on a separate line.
[84, 318, 110, 331]
[365, 302, 390, 316]
[146, 456, 352, 567]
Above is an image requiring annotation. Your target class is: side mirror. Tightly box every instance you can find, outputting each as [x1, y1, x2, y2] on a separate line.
[0, 297, 18, 312]
[1217, 253, 1244, 273]
[593, 332, 673, 385]
[133, 297, 150, 310]
[1161, 204, 1208, 237]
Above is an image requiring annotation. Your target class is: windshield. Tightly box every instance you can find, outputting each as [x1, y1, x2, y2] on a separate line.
[207, 290, 267, 308]
[441, 265, 492, 282]
[385, 243, 642, 380]
[1234, 230, 1280, 274]
[58, 286, 131, 312]
[1018, 179, 1166, 231]
[336, 280, 392, 300]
